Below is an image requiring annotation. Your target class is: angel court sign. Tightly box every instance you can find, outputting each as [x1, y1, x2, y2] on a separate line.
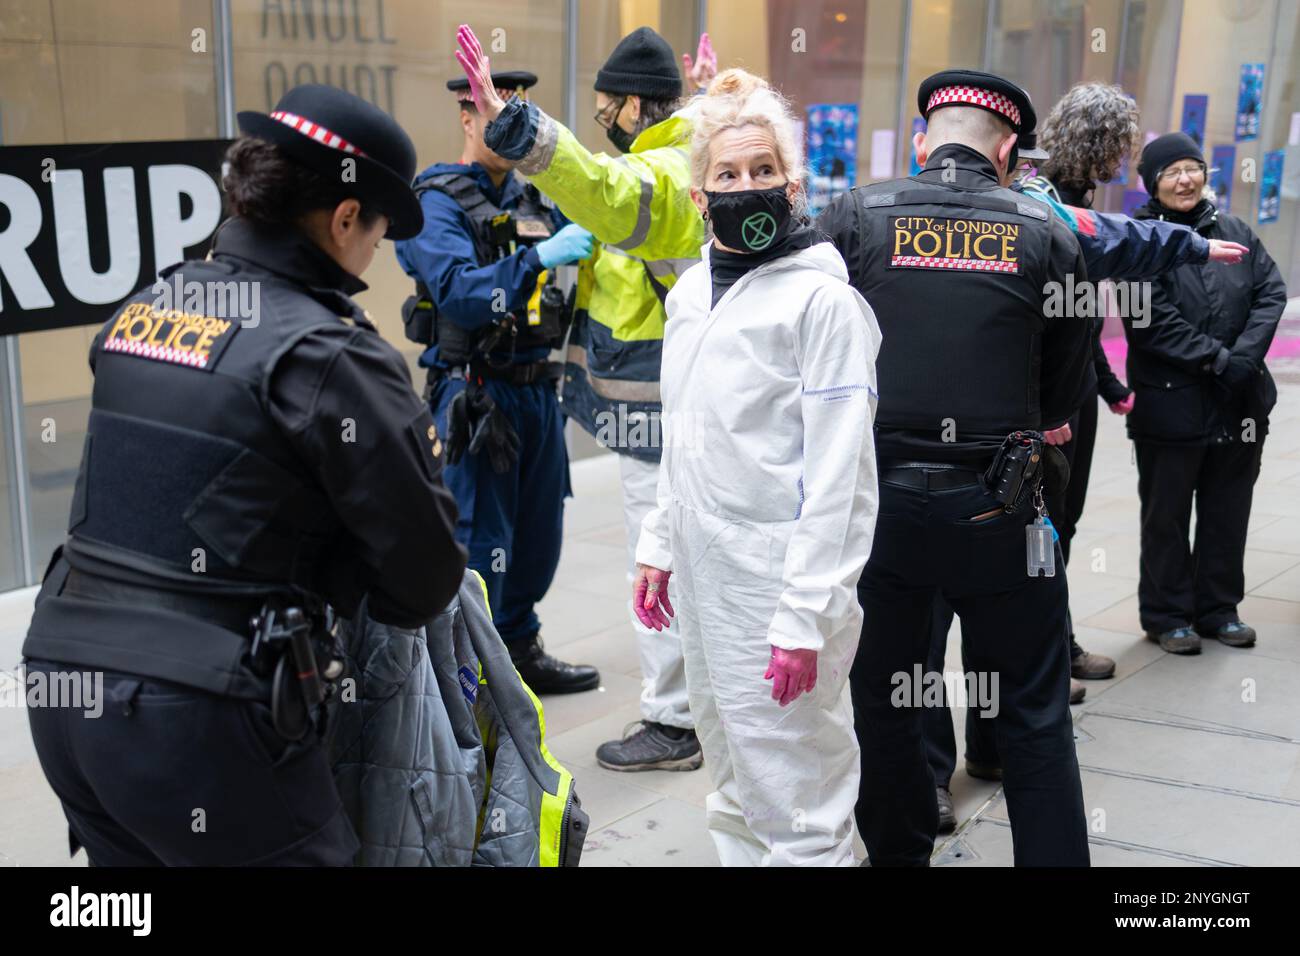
[0, 139, 230, 334]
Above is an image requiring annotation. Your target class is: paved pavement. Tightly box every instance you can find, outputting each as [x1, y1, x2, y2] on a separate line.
[2, 311, 1298, 867]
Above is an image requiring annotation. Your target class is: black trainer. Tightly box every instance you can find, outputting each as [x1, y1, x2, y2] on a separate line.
[596, 721, 703, 772]
[936, 786, 956, 834]
[509, 635, 600, 694]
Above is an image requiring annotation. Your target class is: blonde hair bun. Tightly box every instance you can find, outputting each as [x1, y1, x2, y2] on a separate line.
[706, 68, 770, 99]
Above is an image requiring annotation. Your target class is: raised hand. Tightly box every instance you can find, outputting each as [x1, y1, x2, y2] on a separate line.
[682, 32, 718, 91]
[454, 24, 506, 122]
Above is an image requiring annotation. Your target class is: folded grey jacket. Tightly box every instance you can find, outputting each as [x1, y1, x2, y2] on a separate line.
[330, 570, 587, 866]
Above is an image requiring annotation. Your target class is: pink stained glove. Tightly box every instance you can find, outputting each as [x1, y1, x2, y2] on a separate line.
[1207, 239, 1249, 265]
[1043, 422, 1072, 446]
[633, 564, 675, 631]
[764, 647, 818, 707]
[1109, 393, 1135, 415]
[682, 33, 718, 91]
[454, 24, 506, 121]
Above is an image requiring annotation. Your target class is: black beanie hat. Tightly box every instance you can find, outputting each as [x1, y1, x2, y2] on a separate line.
[596, 27, 682, 99]
[1138, 132, 1205, 195]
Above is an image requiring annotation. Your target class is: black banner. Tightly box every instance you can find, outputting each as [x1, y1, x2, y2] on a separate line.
[0, 139, 232, 335]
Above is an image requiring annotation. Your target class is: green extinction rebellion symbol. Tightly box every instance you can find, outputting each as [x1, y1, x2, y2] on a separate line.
[741, 211, 777, 250]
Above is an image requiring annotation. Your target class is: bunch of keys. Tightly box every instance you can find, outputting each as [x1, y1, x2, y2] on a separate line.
[1026, 485, 1058, 578]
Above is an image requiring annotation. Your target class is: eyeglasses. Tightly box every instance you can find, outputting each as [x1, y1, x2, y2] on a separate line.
[594, 96, 627, 130]
[1157, 162, 1207, 182]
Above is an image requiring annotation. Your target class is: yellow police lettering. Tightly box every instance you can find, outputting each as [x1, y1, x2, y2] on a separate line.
[912, 230, 941, 256]
[125, 315, 153, 341]
[146, 319, 174, 348]
[973, 234, 999, 259]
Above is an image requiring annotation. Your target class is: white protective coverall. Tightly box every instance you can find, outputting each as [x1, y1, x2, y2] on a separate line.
[635, 239, 882, 866]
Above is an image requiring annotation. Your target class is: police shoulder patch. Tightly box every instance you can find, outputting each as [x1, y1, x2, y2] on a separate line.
[889, 215, 1021, 275]
[101, 301, 239, 372]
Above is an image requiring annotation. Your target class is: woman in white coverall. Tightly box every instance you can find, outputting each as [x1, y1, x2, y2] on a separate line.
[632, 69, 882, 867]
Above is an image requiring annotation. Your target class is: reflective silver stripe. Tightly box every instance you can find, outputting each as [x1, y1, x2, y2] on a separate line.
[612, 159, 654, 251]
[565, 344, 661, 402]
[518, 110, 559, 176]
[600, 242, 698, 279]
[644, 256, 697, 279]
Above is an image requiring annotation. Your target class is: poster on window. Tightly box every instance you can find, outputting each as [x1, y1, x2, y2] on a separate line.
[1258, 149, 1283, 224]
[806, 104, 858, 218]
[1209, 145, 1236, 213]
[1235, 64, 1265, 142]
[1180, 95, 1208, 148]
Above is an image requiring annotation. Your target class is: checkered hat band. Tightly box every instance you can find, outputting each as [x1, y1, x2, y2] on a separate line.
[455, 88, 524, 103]
[270, 111, 369, 158]
[926, 85, 1021, 127]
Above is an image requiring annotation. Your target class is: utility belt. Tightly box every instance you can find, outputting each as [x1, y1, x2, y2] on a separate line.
[879, 430, 1069, 513]
[52, 566, 345, 742]
[458, 359, 559, 387]
[879, 431, 1069, 579]
[402, 273, 574, 366]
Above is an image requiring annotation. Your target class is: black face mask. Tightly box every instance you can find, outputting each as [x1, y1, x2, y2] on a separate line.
[704, 185, 793, 253]
[606, 123, 636, 154]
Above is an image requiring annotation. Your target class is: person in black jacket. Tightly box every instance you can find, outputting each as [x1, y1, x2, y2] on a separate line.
[819, 70, 1092, 866]
[918, 86, 1250, 832]
[22, 85, 467, 865]
[1126, 132, 1287, 654]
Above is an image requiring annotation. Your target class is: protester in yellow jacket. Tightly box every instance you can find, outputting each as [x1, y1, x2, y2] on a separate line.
[455, 24, 714, 771]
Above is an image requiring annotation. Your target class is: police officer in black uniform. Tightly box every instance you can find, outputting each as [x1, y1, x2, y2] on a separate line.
[23, 84, 465, 865]
[817, 70, 1092, 866]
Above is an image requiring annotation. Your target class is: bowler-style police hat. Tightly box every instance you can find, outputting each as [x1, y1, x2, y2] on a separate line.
[918, 69, 1049, 161]
[446, 70, 538, 104]
[237, 84, 423, 240]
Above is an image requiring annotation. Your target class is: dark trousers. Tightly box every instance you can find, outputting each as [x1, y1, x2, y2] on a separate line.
[1134, 438, 1264, 633]
[851, 474, 1089, 867]
[923, 597, 999, 790]
[431, 376, 569, 646]
[1053, 386, 1100, 565]
[924, 395, 1098, 786]
[25, 662, 358, 865]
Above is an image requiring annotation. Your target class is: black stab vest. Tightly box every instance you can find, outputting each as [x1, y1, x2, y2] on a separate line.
[849, 182, 1055, 435]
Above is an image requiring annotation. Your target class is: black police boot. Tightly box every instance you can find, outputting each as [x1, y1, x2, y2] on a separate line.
[965, 757, 1003, 782]
[936, 787, 957, 834]
[509, 635, 600, 694]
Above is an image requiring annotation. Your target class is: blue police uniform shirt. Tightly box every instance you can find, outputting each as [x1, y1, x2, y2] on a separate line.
[395, 161, 566, 367]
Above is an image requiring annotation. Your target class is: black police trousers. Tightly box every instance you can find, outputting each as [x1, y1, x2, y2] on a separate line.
[26, 662, 359, 865]
[921, 597, 998, 789]
[850, 472, 1090, 866]
[923, 396, 1099, 786]
[1134, 436, 1264, 634]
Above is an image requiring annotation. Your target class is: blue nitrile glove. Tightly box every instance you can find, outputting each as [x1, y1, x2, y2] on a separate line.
[535, 224, 594, 268]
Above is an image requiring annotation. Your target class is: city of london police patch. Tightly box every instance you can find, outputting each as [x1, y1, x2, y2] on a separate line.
[101, 302, 239, 371]
[889, 216, 1021, 274]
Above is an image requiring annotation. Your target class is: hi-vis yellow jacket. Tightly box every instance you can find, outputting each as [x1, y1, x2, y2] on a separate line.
[486, 99, 705, 461]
